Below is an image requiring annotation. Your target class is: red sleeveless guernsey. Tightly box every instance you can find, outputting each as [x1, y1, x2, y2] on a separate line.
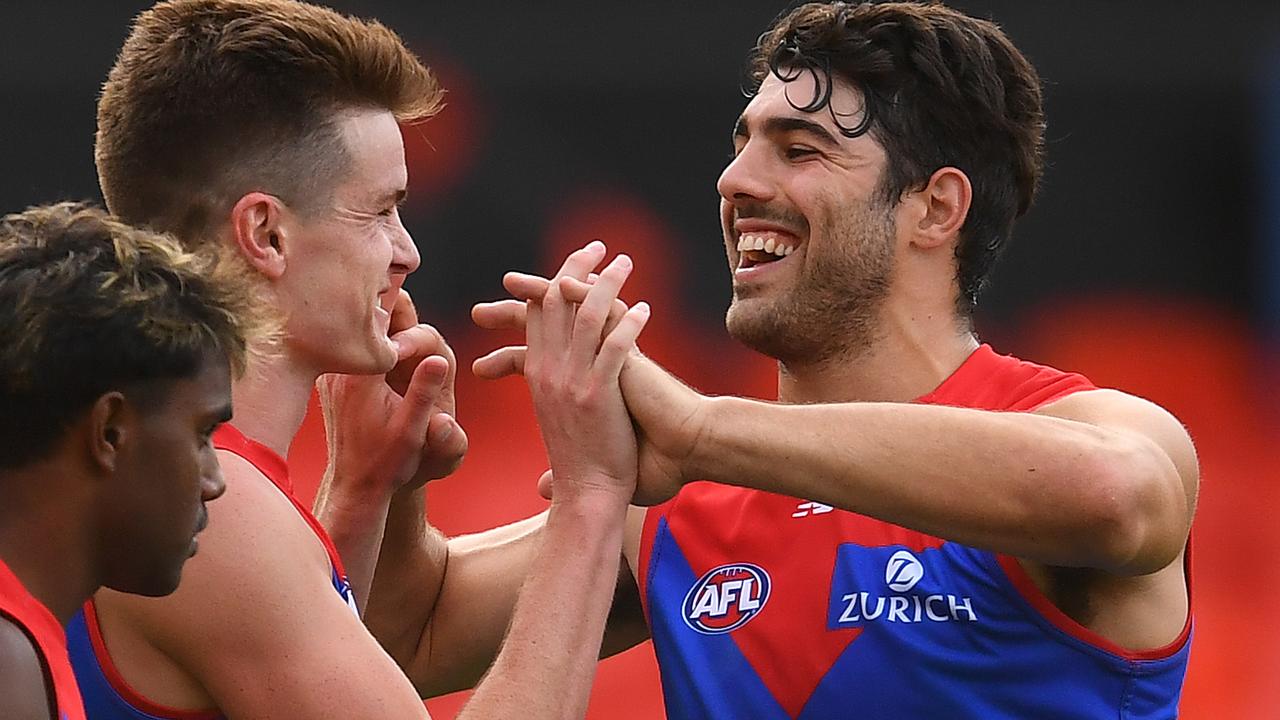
[0, 556, 87, 720]
[637, 344, 1193, 719]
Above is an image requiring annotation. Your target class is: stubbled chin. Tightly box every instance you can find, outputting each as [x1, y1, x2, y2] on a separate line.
[725, 295, 769, 335]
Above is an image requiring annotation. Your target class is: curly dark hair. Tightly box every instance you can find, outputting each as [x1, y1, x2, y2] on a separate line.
[0, 202, 277, 468]
[748, 1, 1045, 314]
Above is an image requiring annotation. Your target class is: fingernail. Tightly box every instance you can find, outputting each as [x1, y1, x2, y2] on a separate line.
[617, 254, 632, 270]
[635, 301, 651, 314]
[586, 239, 605, 252]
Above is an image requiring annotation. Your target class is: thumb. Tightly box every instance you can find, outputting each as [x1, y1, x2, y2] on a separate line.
[388, 288, 420, 335]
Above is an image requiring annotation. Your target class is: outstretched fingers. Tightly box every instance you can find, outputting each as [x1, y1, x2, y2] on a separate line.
[595, 301, 650, 381]
[545, 242, 608, 355]
[569, 254, 632, 374]
[472, 345, 527, 379]
[502, 272, 552, 302]
[475, 244, 635, 384]
[473, 291, 628, 336]
[471, 299, 526, 330]
[526, 241, 606, 371]
[501, 269, 599, 304]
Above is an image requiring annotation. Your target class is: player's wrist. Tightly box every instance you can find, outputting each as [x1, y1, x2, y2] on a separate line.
[325, 466, 400, 508]
[680, 394, 727, 482]
[548, 474, 635, 515]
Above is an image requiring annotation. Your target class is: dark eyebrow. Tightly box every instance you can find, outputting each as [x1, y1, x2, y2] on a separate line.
[764, 117, 840, 147]
[731, 115, 841, 149]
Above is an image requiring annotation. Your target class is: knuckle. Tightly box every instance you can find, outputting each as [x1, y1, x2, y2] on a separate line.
[575, 306, 607, 329]
[570, 386, 596, 407]
[603, 333, 632, 353]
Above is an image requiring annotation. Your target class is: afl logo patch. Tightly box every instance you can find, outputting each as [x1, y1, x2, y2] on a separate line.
[682, 563, 771, 635]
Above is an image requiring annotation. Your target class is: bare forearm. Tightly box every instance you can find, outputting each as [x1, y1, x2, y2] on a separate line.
[363, 487, 447, 672]
[314, 476, 392, 615]
[366, 491, 555, 698]
[691, 396, 1184, 572]
[457, 490, 628, 720]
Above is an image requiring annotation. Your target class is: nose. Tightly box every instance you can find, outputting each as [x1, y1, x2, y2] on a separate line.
[390, 212, 421, 276]
[717, 142, 776, 206]
[202, 465, 227, 503]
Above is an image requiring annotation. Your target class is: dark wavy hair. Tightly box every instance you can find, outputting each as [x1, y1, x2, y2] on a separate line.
[748, 1, 1045, 314]
[0, 202, 276, 468]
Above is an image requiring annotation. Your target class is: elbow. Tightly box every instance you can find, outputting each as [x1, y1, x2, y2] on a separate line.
[1077, 435, 1187, 576]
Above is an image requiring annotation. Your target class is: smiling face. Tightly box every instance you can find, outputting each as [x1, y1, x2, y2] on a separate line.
[719, 71, 899, 365]
[101, 348, 231, 596]
[278, 108, 421, 375]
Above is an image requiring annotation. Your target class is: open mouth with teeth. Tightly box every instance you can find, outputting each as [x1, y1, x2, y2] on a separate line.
[737, 233, 797, 268]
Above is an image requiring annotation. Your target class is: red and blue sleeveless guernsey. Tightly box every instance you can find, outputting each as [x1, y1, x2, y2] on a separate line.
[0, 557, 86, 720]
[65, 424, 357, 720]
[637, 344, 1192, 719]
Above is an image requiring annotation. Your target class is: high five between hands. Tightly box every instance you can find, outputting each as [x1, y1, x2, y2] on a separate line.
[318, 240, 700, 510]
[474, 241, 708, 507]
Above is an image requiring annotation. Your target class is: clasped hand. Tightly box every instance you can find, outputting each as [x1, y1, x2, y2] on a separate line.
[472, 244, 709, 506]
[518, 241, 650, 505]
[318, 289, 468, 499]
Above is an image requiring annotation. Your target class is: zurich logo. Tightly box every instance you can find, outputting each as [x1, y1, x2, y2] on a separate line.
[885, 550, 924, 592]
[682, 563, 771, 635]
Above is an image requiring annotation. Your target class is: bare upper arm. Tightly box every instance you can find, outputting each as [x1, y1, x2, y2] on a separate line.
[1036, 388, 1199, 529]
[116, 453, 428, 720]
[0, 616, 55, 720]
[1021, 389, 1195, 649]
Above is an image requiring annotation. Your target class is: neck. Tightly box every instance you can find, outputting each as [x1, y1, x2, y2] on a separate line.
[230, 346, 320, 457]
[776, 299, 979, 404]
[0, 464, 99, 623]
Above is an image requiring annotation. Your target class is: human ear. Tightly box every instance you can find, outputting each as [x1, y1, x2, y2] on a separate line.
[229, 192, 289, 280]
[87, 392, 128, 474]
[907, 167, 972, 250]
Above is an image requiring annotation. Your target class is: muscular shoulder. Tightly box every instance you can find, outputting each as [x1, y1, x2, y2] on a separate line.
[0, 615, 54, 719]
[171, 449, 328, 594]
[204, 450, 331, 572]
[1035, 387, 1184, 431]
[1036, 388, 1198, 500]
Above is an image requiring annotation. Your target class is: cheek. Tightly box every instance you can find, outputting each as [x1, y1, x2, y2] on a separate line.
[133, 441, 190, 527]
[350, 229, 396, 281]
[719, 199, 734, 229]
[720, 202, 738, 262]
